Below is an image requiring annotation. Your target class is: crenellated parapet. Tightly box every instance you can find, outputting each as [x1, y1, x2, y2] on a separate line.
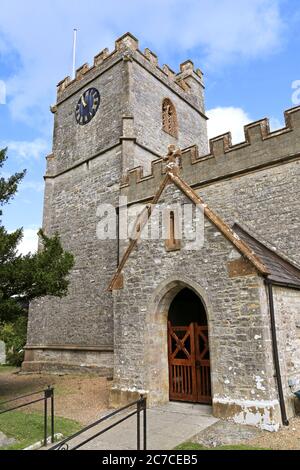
[208, 106, 300, 156]
[121, 106, 300, 203]
[56, 32, 204, 110]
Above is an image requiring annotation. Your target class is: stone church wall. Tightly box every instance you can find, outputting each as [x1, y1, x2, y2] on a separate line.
[272, 286, 300, 418]
[24, 145, 121, 373]
[130, 59, 208, 165]
[111, 184, 282, 431]
[197, 159, 300, 267]
[53, 59, 128, 175]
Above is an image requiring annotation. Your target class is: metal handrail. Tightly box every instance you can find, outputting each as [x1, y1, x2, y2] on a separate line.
[0, 389, 47, 406]
[0, 397, 45, 414]
[71, 409, 138, 450]
[0, 386, 55, 446]
[49, 395, 147, 451]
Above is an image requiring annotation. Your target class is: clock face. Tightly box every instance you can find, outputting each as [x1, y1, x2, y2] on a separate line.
[75, 88, 100, 125]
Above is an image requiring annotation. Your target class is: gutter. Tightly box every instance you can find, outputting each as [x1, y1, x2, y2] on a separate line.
[267, 280, 300, 291]
[264, 278, 289, 426]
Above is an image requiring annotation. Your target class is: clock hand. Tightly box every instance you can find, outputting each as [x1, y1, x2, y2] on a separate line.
[81, 95, 87, 107]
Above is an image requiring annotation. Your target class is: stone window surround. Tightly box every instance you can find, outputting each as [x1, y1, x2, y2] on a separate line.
[162, 98, 178, 138]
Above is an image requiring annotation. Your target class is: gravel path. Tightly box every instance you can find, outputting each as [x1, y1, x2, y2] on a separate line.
[190, 417, 300, 450]
[246, 416, 300, 450]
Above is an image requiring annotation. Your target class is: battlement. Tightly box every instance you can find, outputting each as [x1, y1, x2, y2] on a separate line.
[121, 106, 300, 202]
[56, 32, 204, 104]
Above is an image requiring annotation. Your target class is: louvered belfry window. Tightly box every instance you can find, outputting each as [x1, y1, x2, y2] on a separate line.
[162, 98, 178, 138]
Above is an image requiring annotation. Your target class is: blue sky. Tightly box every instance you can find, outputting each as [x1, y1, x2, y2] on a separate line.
[0, 0, 299, 254]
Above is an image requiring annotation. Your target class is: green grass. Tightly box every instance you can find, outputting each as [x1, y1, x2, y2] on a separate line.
[0, 411, 82, 450]
[0, 365, 19, 374]
[175, 441, 269, 450]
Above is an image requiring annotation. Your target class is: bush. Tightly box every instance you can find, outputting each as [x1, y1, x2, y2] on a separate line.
[0, 316, 27, 366]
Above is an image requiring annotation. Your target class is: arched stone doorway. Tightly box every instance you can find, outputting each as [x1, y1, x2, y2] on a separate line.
[145, 277, 213, 407]
[167, 288, 211, 404]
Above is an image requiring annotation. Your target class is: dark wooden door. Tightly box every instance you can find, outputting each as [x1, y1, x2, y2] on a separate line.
[168, 321, 211, 404]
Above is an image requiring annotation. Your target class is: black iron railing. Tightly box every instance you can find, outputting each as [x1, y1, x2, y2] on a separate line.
[49, 395, 147, 451]
[0, 385, 54, 446]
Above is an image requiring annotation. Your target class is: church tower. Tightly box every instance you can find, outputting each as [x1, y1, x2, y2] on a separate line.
[23, 33, 208, 373]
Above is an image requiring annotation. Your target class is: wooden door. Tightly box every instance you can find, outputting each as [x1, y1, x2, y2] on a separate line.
[168, 321, 211, 403]
[195, 325, 211, 403]
[168, 322, 197, 402]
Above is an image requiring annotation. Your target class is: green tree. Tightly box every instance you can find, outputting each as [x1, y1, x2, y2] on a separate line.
[0, 148, 74, 363]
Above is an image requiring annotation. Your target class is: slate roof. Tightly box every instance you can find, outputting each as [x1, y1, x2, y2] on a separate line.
[233, 224, 300, 288]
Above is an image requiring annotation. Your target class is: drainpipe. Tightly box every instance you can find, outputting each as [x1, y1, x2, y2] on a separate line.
[265, 278, 289, 426]
[116, 207, 120, 267]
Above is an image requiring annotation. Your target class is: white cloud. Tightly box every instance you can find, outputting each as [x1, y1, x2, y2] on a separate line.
[0, 80, 6, 104]
[207, 106, 285, 144]
[207, 107, 252, 143]
[17, 228, 38, 255]
[1, 138, 48, 161]
[0, 0, 285, 126]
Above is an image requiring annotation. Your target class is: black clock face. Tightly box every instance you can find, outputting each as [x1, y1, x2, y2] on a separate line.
[75, 88, 100, 125]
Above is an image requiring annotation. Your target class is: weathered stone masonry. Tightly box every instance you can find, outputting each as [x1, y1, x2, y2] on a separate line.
[24, 33, 208, 373]
[110, 157, 300, 429]
[110, 183, 282, 430]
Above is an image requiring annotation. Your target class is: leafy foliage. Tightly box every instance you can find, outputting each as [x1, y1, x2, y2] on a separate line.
[0, 148, 74, 363]
[0, 147, 26, 213]
[0, 316, 27, 366]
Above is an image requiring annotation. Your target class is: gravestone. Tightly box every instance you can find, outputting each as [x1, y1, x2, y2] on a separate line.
[0, 340, 6, 364]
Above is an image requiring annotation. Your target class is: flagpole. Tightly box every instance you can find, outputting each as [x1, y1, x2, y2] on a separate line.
[72, 28, 77, 80]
